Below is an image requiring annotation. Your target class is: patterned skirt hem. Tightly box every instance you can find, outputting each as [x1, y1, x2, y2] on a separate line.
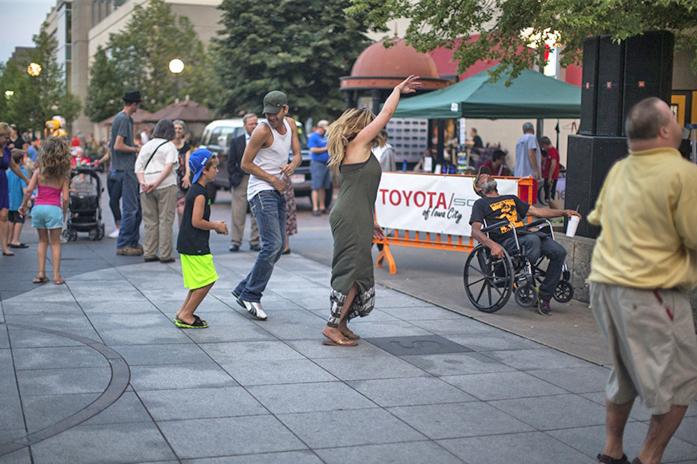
[327, 286, 375, 327]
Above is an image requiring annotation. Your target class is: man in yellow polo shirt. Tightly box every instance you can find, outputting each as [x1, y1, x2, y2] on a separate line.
[589, 97, 697, 464]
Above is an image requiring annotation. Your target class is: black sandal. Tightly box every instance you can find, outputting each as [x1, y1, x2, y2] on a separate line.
[597, 453, 629, 464]
[174, 315, 208, 329]
[32, 274, 49, 284]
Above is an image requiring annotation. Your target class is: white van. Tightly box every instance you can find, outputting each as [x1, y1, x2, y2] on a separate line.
[199, 119, 245, 190]
[199, 118, 325, 204]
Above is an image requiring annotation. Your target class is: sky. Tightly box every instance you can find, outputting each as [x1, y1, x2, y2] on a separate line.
[0, 0, 55, 63]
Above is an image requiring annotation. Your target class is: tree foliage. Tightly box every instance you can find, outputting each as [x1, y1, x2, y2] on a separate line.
[85, 0, 218, 118]
[214, 0, 372, 121]
[85, 47, 122, 122]
[348, 0, 697, 80]
[0, 26, 81, 130]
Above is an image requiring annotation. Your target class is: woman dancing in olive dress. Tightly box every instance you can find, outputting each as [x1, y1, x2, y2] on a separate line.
[322, 76, 420, 346]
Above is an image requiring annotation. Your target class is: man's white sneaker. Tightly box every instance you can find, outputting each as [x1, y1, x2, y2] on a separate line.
[241, 300, 268, 321]
[232, 291, 268, 320]
[108, 229, 120, 239]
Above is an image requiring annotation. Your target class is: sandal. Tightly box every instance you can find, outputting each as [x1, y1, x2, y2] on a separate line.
[3, 251, 14, 256]
[32, 275, 49, 284]
[597, 453, 629, 464]
[340, 327, 360, 341]
[174, 315, 208, 329]
[9, 243, 29, 249]
[322, 333, 358, 347]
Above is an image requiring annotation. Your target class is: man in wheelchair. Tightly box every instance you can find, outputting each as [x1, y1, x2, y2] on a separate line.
[469, 173, 581, 314]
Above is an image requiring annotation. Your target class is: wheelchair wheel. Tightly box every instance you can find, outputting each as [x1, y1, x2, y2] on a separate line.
[514, 285, 538, 307]
[553, 280, 574, 303]
[463, 245, 513, 313]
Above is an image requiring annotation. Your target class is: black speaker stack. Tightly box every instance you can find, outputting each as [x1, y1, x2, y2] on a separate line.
[566, 31, 674, 238]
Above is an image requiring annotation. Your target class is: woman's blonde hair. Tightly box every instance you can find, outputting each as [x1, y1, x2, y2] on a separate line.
[0, 122, 10, 139]
[326, 108, 385, 166]
[39, 137, 71, 180]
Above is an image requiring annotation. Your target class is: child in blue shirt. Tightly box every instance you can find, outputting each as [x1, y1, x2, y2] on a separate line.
[7, 149, 29, 249]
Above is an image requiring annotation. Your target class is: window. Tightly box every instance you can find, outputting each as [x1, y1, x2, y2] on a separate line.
[65, 4, 72, 43]
[208, 126, 237, 149]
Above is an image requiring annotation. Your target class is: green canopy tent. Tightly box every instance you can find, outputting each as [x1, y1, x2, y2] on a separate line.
[393, 68, 581, 119]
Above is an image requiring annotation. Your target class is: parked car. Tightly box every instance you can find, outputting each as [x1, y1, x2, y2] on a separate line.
[199, 119, 331, 205]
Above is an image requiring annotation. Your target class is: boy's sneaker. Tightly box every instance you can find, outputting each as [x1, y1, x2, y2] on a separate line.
[232, 291, 267, 320]
[108, 229, 120, 239]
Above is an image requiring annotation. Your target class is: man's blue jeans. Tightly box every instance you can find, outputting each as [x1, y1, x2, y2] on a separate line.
[504, 231, 566, 299]
[113, 170, 142, 249]
[234, 190, 286, 302]
[106, 170, 122, 224]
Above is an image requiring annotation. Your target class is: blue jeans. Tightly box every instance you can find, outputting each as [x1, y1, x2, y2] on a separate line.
[504, 232, 566, 298]
[107, 169, 122, 224]
[112, 170, 142, 249]
[234, 190, 286, 302]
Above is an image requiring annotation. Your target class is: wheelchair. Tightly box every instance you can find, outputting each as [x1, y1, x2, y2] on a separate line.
[463, 218, 574, 313]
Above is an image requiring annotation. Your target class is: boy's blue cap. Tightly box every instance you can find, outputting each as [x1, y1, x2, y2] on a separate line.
[189, 148, 214, 184]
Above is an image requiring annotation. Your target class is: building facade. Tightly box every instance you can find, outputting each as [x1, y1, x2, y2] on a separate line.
[41, 0, 221, 135]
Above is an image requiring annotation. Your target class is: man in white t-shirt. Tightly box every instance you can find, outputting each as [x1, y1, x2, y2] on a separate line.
[134, 120, 179, 263]
[514, 122, 541, 179]
[514, 121, 542, 203]
[231, 91, 302, 321]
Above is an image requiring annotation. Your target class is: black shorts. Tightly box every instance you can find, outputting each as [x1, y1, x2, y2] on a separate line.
[8, 211, 24, 224]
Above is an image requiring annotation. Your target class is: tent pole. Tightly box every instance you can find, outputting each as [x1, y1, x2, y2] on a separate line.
[371, 90, 382, 115]
[437, 120, 445, 170]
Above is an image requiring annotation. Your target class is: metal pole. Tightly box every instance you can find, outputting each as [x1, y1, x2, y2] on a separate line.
[371, 89, 381, 115]
[437, 120, 445, 169]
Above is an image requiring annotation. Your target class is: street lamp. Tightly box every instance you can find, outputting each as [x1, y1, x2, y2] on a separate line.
[168, 58, 184, 74]
[169, 59, 184, 103]
[26, 63, 44, 135]
[27, 62, 42, 77]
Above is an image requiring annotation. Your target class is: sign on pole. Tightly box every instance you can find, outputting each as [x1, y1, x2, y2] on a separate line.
[375, 173, 518, 237]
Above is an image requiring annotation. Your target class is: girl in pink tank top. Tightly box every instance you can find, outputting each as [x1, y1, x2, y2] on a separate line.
[19, 137, 71, 285]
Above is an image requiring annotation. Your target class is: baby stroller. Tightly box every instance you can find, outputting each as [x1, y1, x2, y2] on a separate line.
[63, 167, 105, 241]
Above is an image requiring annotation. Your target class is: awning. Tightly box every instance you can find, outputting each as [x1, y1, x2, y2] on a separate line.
[394, 67, 581, 119]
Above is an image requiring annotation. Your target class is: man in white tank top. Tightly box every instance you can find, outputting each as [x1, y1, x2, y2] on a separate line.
[232, 91, 302, 320]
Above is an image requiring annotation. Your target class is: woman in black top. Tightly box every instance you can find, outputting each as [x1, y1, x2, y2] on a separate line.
[174, 120, 192, 223]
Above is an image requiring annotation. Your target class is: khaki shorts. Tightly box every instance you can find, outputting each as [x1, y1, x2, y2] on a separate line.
[590, 283, 697, 415]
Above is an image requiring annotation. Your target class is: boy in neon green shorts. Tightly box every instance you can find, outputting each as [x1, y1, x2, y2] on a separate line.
[174, 149, 228, 328]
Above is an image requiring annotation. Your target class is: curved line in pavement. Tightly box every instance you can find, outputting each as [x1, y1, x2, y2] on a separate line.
[0, 323, 131, 457]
